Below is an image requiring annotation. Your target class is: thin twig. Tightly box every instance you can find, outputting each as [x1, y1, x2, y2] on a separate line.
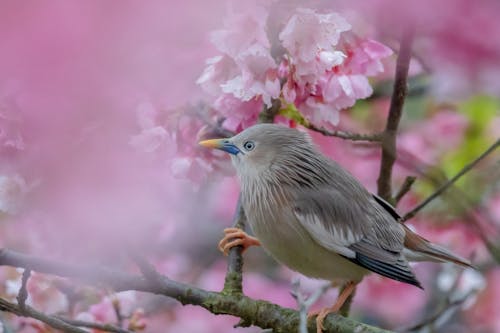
[377, 29, 414, 202]
[1, 295, 132, 333]
[0, 297, 87, 333]
[402, 138, 500, 222]
[259, 99, 281, 124]
[111, 296, 123, 328]
[400, 290, 476, 332]
[129, 254, 164, 288]
[56, 316, 133, 333]
[17, 269, 31, 310]
[223, 197, 247, 295]
[305, 123, 383, 142]
[290, 279, 331, 333]
[394, 176, 417, 205]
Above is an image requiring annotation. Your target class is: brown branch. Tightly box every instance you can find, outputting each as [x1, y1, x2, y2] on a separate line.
[305, 123, 383, 142]
[0, 248, 391, 333]
[111, 296, 123, 328]
[0, 297, 88, 333]
[401, 290, 476, 332]
[259, 98, 281, 124]
[394, 176, 417, 205]
[223, 197, 247, 295]
[56, 317, 132, 333]
[402, 138, 500, 222]
[376, 29, 414, 202]
[0, 295, 132, 333]
[17, 269, 30, 310]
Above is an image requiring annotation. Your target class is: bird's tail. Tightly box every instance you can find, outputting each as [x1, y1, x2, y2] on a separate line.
[402, 225, 474, 268]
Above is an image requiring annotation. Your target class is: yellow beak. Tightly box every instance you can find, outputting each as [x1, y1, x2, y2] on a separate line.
[198, 138, 225, 149]
[198, 138, 240, 155]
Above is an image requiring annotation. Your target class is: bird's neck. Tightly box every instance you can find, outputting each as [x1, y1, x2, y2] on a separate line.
[239, 169, 290, 218]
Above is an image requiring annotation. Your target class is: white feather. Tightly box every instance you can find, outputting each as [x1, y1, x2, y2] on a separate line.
[294, 212, 357, 258]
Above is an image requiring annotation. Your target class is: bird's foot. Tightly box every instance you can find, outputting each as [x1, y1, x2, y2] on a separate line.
[218, 227, 261, 256]
[310, 281, 357, 333]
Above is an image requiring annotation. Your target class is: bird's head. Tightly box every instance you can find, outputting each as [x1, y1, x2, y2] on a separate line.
[199, 124, 313, 178]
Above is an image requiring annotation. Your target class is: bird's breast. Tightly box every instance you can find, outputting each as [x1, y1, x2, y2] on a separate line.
[241, 182, 367, 281]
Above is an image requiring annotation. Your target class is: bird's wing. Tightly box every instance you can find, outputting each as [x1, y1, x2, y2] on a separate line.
[293, 187, 421, 287]
[292, 187, 366, 258]
[371, 194, 401, 220]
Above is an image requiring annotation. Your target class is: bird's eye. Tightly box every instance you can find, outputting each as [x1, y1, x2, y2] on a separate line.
[243, 141, 255, 151]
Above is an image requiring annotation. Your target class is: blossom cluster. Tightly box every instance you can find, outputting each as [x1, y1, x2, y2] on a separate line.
[131, 6, 393, 183]
[197, 6, 393, 132]
[129, 101, 232, 183]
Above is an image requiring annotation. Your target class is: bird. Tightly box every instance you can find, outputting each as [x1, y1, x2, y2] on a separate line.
[199, 123, 472, 332]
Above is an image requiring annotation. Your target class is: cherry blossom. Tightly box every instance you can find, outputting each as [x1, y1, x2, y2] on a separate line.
[0, 97, 24, 152]
[0, 174, 29, 215]
[198, 6, 393, 131]
[279, 8, 351, 81]
[130, 101, 231, 183]
[0, 1, 498, 332]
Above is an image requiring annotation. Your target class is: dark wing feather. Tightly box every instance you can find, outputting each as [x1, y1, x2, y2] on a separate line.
[372, 194, 401, 220]
[346, 252, 422, 288]
[293, 187, 422, 287]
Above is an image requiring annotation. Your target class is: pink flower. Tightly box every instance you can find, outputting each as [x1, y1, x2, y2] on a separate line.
[129, 102, 177, 156]
[130, 102, 231, 184]
[0, 174, 29, 215]
[279, 8, 350, 66]
[213, 94, 262, 132]
[300, 96, 341, 128]
[321, 74, 373, 109]
[221, 44, 280, 107]
[0, 94, 25, 152]
[280, 8, 350, 85]
[277, 10, 392, 130]
[199, 6, 393, 131]
[196, 55, 239, 97]
[198, 4, 279, 130]
[210, 3, 269, 59]
[339, 37, 393, 76]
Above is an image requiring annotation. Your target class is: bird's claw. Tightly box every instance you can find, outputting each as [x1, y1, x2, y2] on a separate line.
[218, 227, 261, 256]
[309, 281, 357, 333]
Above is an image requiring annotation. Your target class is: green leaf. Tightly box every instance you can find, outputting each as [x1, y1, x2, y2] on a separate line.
[278, 102, 308, 125]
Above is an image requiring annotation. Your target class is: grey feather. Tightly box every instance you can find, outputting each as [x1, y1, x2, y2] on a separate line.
[347, 253, 422, 288]
[218, 124, 466, 287]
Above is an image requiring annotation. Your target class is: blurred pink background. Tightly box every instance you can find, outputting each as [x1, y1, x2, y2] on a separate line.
[0, 1, 499, 332]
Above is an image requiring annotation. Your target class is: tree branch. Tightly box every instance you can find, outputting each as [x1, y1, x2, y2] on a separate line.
[0, 297, 88, 333]
[259, 99, 281, 124]
[55, 317, 133, 333]
[402, 138, 500, 222]
[376, 29, 414, 202]
[394, 176, 417, 205]
[0, 296, 132, 333]
[0, 248, 391, 333]
[223, 197, 247, 295]
[16, 269, 30, 310]
[305, 124, 383, 142]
